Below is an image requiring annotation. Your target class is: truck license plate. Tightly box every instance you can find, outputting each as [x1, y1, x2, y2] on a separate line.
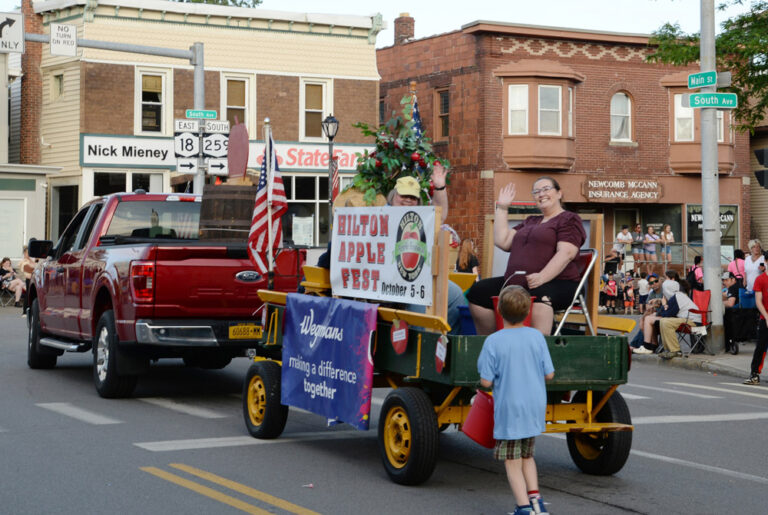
[229, 324, 263, 339]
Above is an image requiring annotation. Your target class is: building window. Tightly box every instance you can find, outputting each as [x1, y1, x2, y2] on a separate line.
[52, 73, 64, 101]
[93, 171, 163, 197]
[434, 88, 449, 140]
[538, 85, 561, 135]
[300, 79, 332, 141]
[568, 88, 573, 138]
[717, 110, 725, 142]
[610, 92, 632, 141]
[280, 173, 333, 246]
[674, 93, 693, 141]
[226, 79, 246, 127]
[135, 68, 171, 135]
[379, 99, 386, 124]
[508, 84, 528, 135]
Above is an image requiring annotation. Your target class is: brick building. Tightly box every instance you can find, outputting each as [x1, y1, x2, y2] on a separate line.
[21, 0, 382, 244]
[378, 15, 752, 274]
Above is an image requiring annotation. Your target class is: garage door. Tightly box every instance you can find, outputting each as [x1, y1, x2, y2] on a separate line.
[0, 199, 25, 260]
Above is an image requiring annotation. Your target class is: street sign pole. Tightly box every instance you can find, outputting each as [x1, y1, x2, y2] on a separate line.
[700, 0, 725, 352]
[191, 42, 206, 194]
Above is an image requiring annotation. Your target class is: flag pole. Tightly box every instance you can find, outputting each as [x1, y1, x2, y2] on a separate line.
[264, 118, 274, 288]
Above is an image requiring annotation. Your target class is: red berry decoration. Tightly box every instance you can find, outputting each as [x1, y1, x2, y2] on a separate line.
[375, 159, 382, 168]
[411, 152, 420, 162]
[418, 158, 426, 168]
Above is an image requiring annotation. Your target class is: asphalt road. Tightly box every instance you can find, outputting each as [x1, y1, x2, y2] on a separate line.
[1, 306, 767, 514]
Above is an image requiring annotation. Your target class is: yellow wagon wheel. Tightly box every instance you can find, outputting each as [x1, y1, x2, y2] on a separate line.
[377, 387, 439, 485]
[242, 361, 288, 439]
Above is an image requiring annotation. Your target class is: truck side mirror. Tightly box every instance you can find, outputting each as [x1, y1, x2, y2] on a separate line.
[29, 239, 54, 259]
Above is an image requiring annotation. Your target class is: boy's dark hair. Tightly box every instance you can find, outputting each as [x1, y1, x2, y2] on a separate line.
[640, 271, 647, 279]
[497, 285, 531, 325]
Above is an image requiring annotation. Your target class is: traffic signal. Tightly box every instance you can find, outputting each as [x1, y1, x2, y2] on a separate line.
[756, 148, 768, 188]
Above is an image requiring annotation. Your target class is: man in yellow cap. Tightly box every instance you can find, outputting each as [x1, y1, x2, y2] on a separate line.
[389, 162, 449, 223]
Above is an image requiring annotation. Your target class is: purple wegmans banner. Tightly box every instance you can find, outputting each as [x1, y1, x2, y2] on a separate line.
[281, 294, 378, 430]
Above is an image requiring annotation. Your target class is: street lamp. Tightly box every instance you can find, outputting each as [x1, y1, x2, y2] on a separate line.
[321, 114, 339, 234]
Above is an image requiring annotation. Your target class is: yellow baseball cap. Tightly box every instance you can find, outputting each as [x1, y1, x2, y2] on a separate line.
[395, 176, 421, 197]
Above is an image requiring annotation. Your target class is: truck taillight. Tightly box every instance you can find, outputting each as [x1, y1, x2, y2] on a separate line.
[130, 261, 155, 303]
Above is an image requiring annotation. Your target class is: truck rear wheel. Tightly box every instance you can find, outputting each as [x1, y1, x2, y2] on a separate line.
[27, 299, 57, 369]
[566, 390, 632, 475]
[378, 387, 439, 485]
[242, 360, 288, 439]
[93, 310, 138, 398]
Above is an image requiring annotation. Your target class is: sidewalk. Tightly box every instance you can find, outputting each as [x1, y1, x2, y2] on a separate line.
[615, 312, 756, 381]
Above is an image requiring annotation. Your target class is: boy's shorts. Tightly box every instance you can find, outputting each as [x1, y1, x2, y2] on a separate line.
[494, 437, 535, 460]
[638, 294, 648, 305]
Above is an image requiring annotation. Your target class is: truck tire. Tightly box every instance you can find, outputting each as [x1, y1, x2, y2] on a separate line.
[566, 390, 632, 475]
[27, 299, 57, 369]
[378, 387, 439, 485]
[93, 310, 138, 398]
[242, 361, 288, 439]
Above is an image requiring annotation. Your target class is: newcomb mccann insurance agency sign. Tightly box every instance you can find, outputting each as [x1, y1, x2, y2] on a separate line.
[81, 134, 371, 170]
[582, 176, 664, 202]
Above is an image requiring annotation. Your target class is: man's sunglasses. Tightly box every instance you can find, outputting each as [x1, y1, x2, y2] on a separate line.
[648, 280, 658, 284]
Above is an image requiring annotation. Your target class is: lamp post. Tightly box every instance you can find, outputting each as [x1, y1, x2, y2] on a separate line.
[321, 114, 339, 233]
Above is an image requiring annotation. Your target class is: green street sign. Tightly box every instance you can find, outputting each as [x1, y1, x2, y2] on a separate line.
[688, 71, 717, 89]
[185, 109, 217, 119]
[682, 93, 738, 109]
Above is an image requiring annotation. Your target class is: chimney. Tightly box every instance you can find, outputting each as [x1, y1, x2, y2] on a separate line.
[394, 13, 414, 45]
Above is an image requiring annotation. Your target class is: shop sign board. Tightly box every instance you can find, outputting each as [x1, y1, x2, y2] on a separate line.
[582, 176, 663, 202]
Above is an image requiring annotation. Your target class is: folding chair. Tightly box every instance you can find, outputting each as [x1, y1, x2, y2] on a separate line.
[0, 286, 14, 307]
[676, 289, 711, 356]
[554, 248, 597, 336]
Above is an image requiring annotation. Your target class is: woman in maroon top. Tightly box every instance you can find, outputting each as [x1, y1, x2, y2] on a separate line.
[467, 177, 586, 334]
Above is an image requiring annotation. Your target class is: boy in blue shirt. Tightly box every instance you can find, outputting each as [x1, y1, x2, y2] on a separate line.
[478, 286, 555, 515]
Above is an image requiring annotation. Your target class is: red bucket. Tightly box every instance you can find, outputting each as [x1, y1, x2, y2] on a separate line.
[462, 390, 495, 448]
[492, 296, 534, 330]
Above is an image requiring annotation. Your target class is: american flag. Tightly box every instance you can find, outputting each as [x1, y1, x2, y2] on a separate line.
[331, 155, 340, 202]
[247, 134, 287, 275]
[412, 96, 423, 141]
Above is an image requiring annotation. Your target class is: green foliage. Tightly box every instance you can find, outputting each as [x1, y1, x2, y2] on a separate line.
[170, 0, 263, 7]
[647, 1, 768, 132]
[351, 96, 450, 205]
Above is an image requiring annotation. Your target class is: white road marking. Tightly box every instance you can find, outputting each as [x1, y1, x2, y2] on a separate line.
[618, 393, 649, 400]
[135, 431, 365, 452]
[138, 398, 227, 419]
[626, 383, 721, 399]
[544, 434, 768, 484]
[667, 382, 768, 400]
[36, 402, 122, 425]
[633, 412, 768, 424]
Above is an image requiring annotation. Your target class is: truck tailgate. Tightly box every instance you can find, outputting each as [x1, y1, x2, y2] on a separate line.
[152, 246, 266, 318]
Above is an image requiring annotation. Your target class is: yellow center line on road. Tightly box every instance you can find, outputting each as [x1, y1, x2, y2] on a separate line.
[140, 467, 271, 515]
[169, 463, 321, 515]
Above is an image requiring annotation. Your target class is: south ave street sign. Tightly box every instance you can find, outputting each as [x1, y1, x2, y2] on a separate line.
[682, 92, 738, 109]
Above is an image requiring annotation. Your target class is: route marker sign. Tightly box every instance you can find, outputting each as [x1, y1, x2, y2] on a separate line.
[174, 119, 198, 133]
[186, 109, 217, 120]
[204, 119, 230, 133]
[203, 133, 229, 158]
[682, 92, 738, 109]
[207, 158, 229, 176]
[176, 158, 198, 175]
[174, 132, 199, 158]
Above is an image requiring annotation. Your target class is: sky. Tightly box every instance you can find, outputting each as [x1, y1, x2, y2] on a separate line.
[0, 0, 753, 47]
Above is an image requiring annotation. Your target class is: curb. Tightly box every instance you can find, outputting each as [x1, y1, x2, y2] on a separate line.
[631, 354, 748, 380]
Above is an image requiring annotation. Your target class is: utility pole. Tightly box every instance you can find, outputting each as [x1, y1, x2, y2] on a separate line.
[700, 0, 725, 352]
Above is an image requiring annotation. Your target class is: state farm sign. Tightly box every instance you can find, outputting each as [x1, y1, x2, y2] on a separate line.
[582, 176, 663, 202]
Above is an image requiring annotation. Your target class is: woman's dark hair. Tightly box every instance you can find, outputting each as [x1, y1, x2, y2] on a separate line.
[734, 249, 745, 260]
[536, 176, 561, 192]
[665, 270, 681, 282]
[694, 255, 702, 265]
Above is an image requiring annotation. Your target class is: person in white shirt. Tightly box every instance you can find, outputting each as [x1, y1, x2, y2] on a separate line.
[744, 239, 766, 291]
[636, 272, 650, 314]
[613, 225, 633, 272]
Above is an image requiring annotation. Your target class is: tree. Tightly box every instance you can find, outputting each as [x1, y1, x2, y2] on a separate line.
[647, 1, 768, 131]
[171, 0, 263, 7]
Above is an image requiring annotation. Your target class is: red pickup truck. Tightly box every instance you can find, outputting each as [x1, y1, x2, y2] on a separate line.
[27, 191, 304, 398]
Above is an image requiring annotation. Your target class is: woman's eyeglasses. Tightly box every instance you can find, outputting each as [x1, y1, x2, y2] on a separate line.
[531, 185, 555, 197]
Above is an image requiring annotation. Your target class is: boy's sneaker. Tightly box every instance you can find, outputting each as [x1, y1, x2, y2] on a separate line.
[632, 346, 653, 355]
[509, 507, 534, 515]
[530, 496, 549, 514]
[743, 375, 760, 385]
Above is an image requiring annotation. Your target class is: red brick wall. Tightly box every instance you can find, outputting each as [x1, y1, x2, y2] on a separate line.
[81, 63, 134, 134]
[20, 0, 42, 164]
[256, 74, 299, 141]
[334, 79, 378, 144]
[173, 69, 220, 119]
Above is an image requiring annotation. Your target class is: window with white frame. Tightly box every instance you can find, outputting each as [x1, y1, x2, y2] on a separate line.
[610, 92, 632, 141]
[568, 88, 573, 138]
[280, 173, 332, 246]
[717, 110, 725, 142]
[674, 93, 694, 141]
[300, 79, 332, 141]
[135, 68, 171, 135]
[508, 84, 528, 135]
[222, 75, 250, 129]
[538, 85, 561, 135]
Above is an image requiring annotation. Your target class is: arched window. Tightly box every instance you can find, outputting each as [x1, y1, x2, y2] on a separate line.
[610, 92, 631, 141]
